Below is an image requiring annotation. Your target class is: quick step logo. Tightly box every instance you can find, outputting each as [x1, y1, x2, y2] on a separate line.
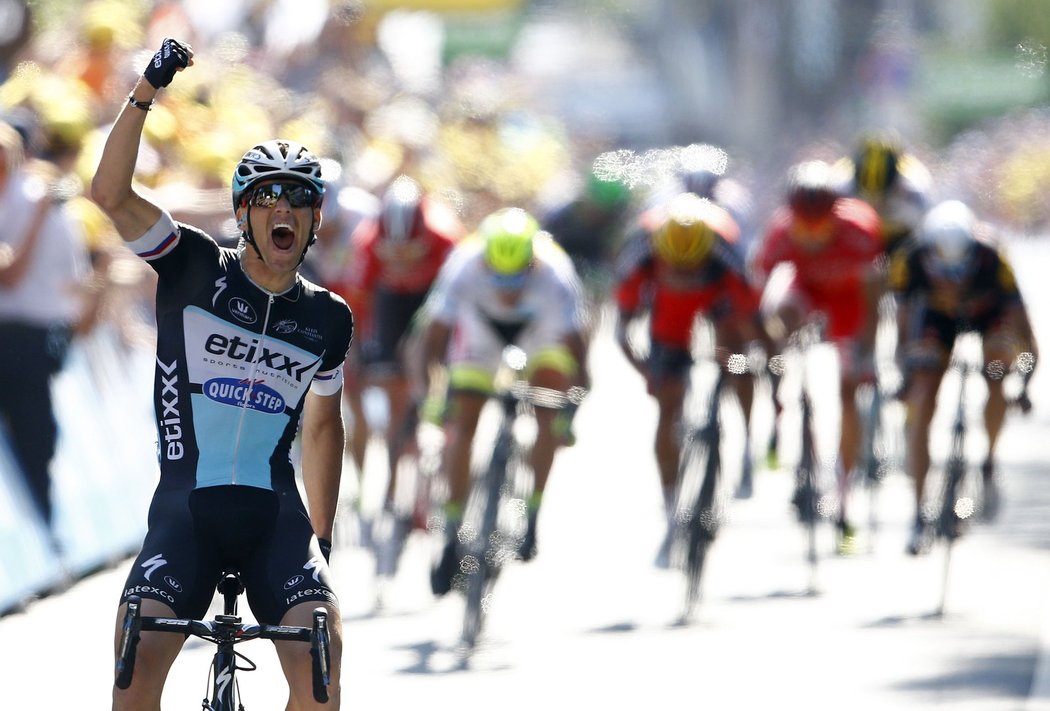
[204, 377, 285, 413]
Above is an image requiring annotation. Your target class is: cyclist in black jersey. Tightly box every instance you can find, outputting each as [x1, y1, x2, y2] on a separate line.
[888, 200, 1037, 555]
[91, 39, 352, 710]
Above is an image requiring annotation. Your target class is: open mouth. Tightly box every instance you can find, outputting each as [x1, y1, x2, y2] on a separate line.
[271, 223, 295, 251]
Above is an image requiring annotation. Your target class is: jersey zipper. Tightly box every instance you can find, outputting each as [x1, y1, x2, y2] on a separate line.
[230, 294, 274, 484]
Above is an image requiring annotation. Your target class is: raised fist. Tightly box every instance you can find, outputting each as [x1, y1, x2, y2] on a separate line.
[143, 38, 192, 89]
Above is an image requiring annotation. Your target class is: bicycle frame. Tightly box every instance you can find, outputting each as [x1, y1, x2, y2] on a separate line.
[461, 381, 521, 649]
[115, 572, 330, 710]
[856, 380, 885, 547]
[675, 363, 726, 617]
[933, 358, 980, 615]
[459, 346, 583, 650]
[778, 319, 830, 593]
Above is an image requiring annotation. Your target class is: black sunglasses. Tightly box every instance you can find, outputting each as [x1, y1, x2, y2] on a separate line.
[248, 182, 320, 209]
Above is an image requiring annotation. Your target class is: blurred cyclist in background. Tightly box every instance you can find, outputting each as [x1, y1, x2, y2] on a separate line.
[838, 131, 931, 256]
[415, 207, 588, 595]
[677, 153, 757, 262]
[751, 160, 883, 555]
[888, 200, 1037, 555]
[340, 175, 464, 574]
[540, 165, 633, 311]
[309, 169, 379, 483]
[837, 131, 934, 373]
[614, 192, 769, 566]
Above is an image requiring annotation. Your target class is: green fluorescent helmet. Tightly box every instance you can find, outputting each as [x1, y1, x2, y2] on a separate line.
[481, 207, 539, 276]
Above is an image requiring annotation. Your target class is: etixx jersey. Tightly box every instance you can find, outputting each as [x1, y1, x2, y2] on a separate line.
[129, 212, 354, 492]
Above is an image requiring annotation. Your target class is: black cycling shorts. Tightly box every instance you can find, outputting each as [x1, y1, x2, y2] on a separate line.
[647, 341, 694, 384]
[906, 306, 1008, 370]
[359, 289, 427, 377]
[119, 485, 337, 625]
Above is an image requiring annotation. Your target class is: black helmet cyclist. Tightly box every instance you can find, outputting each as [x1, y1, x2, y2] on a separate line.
[854, 132, 902, 199]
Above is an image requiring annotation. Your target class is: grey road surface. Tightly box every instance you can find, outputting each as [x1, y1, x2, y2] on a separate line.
[4, 240, 1050, 711]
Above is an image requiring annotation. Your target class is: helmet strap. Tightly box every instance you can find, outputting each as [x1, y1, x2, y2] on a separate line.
[296, 214, 318, 268]
[241, 205, 266, 263]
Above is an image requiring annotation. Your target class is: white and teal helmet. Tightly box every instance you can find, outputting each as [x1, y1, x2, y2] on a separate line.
[230, 139, 325, 210]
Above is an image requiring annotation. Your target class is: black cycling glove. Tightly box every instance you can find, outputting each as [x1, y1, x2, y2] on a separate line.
[318, 537, 332, 564]
[143, 38, 191, 89]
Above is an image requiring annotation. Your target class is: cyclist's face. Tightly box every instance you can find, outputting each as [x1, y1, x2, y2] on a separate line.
[789, 214, 834, 250]
[239, 181, 321, 272]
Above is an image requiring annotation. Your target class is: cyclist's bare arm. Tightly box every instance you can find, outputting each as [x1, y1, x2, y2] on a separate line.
[416, 318, 452, 398]
[564, 329, 591, 390]
[859, 263, 883, 354]
[1013, 301, 1039, 365]
[90, 79, 164, 241]
[92, 40, 194, 240]
[614, 309, 646, 376]
[300, 389, 345, 542]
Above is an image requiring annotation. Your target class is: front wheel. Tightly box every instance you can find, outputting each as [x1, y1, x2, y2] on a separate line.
[460, 436, 512, 649]
[678, 427, 721, 615]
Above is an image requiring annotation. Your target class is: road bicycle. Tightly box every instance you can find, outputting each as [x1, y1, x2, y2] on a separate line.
[667, 358, 735, 619]
[854, 367, 905, 550]
[115, 570, 331, 710]
[372, 405, 446, 591]
[930, 355, 979, 616]
[456, 345, 584, 651]
[925, 335, 1035, 615]
[776, 320, 834, 593]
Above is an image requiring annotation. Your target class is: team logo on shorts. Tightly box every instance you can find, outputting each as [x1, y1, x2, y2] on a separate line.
[284, 574, 305, 590]
[164, 575, 183, 592]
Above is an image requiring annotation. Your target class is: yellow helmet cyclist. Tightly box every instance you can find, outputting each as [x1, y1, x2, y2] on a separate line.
[652, 192, 719, 268]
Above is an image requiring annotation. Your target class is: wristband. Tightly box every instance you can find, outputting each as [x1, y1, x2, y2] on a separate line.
[127, 93, 154, 112]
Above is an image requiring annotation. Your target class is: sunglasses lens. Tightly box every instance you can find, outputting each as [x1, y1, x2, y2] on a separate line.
[250, 184, 317, 208]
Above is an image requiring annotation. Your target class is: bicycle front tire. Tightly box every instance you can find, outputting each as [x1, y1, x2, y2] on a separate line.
[461, 433, 513, 648]
[679, 427, 721, 613]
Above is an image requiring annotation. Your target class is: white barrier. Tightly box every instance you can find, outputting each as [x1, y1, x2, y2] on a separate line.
[0, 326, 158, 613]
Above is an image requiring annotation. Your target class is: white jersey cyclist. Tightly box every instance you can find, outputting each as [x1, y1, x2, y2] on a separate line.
[424, 218, 585, 390]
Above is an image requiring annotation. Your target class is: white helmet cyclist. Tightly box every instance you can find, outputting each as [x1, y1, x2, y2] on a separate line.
[231, 139, 325, 262]
[380, 175, 423, 244]
[920, 200, 976, 280]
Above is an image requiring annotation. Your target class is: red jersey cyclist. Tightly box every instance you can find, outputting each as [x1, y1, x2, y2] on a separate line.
[341, 175, 464, 573]
[415, 208, 588, 594]
[614, 192, 770, 566]
[751, 160, 883, 555]
[888, 200, 1037, 555]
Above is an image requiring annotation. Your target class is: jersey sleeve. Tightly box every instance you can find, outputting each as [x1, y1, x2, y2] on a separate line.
[126, 211, 221, 288]
[310, 294, 354, 396]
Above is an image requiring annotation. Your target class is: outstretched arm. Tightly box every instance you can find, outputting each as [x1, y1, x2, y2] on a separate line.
[91, 38, 193, 242]
[300, 389, 346, 543]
